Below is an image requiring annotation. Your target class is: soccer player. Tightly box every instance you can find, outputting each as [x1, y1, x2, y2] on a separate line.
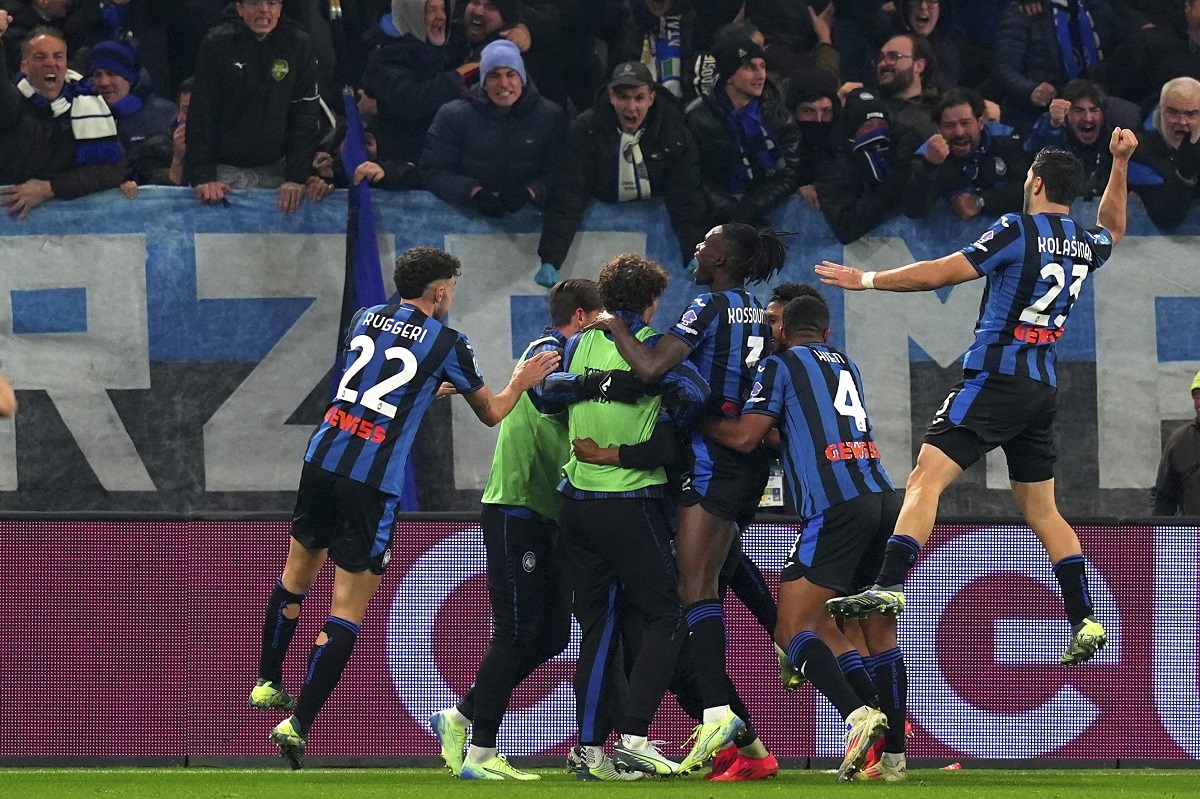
[249, 247, 560, 770]
[703, 295, 900, 781]
[557, 253, 687, 777]
[815, 131, 1139, 667]
[590, 224, 786, 772]
[429, 278, 648, 781]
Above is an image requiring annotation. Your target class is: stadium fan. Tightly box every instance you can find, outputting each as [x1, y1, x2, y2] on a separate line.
[816, 133, 1140, 669]
[249, 246, 560, 770]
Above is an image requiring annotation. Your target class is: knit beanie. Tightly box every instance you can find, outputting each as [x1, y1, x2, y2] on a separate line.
[479, 39, 526, 84]
[89, 40, 139, 85]
[713, 39, 765, 85]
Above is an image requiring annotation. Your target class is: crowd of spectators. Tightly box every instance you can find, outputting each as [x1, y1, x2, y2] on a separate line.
[4, 0, 1200, 276]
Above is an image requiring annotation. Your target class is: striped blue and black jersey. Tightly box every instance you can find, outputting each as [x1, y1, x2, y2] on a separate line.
[305, 302, 485, 496]
[959, 212, 1113, 386]
[743, 344, 892, 518]
[668, 289, 771, 412]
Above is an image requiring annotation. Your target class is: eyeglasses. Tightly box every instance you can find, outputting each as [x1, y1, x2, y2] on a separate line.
[240, 0, 282, 7]
[877, 52, 915, 65]
[1163, 106, 1200, 122]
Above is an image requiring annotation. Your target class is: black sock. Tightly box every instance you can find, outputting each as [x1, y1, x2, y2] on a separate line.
[684, 600, 729, 708]
[871, 647, 907, 753]
[730, 555, 777, 637]
[875, 535, 921, 588]
[728, 677, 755, 747]
[1052, 554, 1094, 625]
[292, 616, 359, 737]
[787, 632, 862, 719]
[836, 650, 879, 708]
[258, 578, 306, 684]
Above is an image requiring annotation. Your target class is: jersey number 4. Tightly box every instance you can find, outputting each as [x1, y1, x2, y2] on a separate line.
[1019, 261, 1088, 327]
[833, 370, 868, 433]
[335, 334, 419, 419]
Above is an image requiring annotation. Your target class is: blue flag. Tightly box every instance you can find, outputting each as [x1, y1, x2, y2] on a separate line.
[334, 86, 419, 511]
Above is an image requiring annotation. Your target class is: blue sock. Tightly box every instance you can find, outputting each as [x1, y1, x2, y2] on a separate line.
[258, 577, 306, 684]
[787, 632, 862, 718]
[837, 650, 879, 707]
[871, 647, 908, 753]
[1052, 554, 1093, 625]
[293, 616, 360, 737]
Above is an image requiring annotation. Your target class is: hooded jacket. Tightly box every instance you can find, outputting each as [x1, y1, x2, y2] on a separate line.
[419, 79, 566, 204]
[538, 86, 706, 268]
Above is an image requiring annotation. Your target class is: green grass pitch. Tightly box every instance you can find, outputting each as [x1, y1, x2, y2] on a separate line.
[0, 768, 1195, 798]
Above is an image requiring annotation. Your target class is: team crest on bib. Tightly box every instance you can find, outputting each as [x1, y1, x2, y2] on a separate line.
[382, 548, 392, 567]
[993, 157, 1007, 176]
[271, 60, 290, 80]
[522, 551, 536, 572]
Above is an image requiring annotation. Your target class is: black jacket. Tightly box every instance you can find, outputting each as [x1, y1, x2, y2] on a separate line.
[902, 122, 1029, 218]
[684, 81, 802, 224]
[538, 88, 707, 269]
[1153, 418, 1200, 516]
[419, 82, 566, 205]
[361, 27, 468, 165]
[185, 18, 324, 185]
[816, 146, 910, 245]
[1127, 125, 1200, 231]
[0, 41, 126, 199]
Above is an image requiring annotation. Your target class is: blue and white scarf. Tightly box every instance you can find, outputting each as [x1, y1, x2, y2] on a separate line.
[1052, 0, 1101, 81]
[642, 15, 683, 98]
[723, 96, 783, 194]
[15, 70, 123, 166]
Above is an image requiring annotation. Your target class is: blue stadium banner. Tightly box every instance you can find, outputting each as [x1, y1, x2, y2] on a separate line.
[0, 188, 1196, 514]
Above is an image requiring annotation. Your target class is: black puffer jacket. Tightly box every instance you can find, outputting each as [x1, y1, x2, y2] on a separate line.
[684, 81, 801, 224]
[419, 81, 566, 204]
[1127, 123, 1200, 231]
[992, 0, 1122, 110]
[538, 88, 706, 269]
[185, 17, 324, 185]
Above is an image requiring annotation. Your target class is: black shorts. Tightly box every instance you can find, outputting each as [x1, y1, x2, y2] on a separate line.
[290, 460, 401, 575]
[924, 370, 1058, 483]
[781, 490, 899, 594]
[679, 432, 771, 527]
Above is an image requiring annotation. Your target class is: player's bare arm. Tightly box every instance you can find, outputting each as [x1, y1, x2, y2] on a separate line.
[463, 349, 560, 427]
[700, 413, 775, 454]
[1097, 127, 1137, 246]
[0, 372, 15, 418]
[815, 253, 980, 293]
[588, 311, 690, 383]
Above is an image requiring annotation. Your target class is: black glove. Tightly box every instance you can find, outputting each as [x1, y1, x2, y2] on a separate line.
[471, 189, 505, 217]
[1174, 139, 1200, 182]
[580, 369, 651, 404]
[499, 185, 531, 213]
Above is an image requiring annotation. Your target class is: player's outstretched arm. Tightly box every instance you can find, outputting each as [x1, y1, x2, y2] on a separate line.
[815, 253, 979, 293]
[700, 413, 775, 454]
[462, 349, 560, 427]
[588, 311, 690, 383]
[1097, 127, 1137, 247]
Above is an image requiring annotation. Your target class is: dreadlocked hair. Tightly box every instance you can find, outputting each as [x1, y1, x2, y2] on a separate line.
[720, 224, 791, 285]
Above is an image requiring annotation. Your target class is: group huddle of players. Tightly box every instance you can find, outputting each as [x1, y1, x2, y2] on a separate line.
[240, 129, 1140, 781]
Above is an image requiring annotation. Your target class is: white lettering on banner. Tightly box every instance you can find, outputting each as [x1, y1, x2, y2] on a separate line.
[903, 527, 1120, 757]
[0, 234, 154, 491]
[840, 238, 1009, 486]
[1094, 237, 1200, 488]
[199, 233, 394, 491]
[388, 528, 580, 750]
[1154, 524, 1200, 757]
[444, 232, 646, 490]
